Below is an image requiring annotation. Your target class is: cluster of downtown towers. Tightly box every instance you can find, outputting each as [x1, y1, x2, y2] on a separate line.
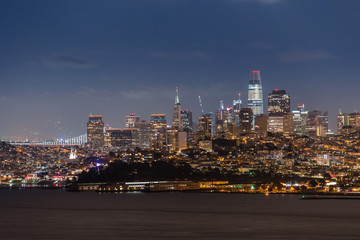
[87, 70, 333, 151]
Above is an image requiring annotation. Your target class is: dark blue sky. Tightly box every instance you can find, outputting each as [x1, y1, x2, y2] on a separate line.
[1, 0, 359, 140]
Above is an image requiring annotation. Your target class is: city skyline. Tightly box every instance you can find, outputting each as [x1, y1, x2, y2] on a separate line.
[1, 0, 360, 139]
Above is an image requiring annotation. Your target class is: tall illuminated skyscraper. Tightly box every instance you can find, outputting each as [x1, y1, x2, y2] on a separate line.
[87, 115, 104, 148]
[150, 113, 167, 148]
[125, 113, 140, 128]
[172, 87, 182, 129]
[267, 89, 291, 134]
[248, 70, 263, 116]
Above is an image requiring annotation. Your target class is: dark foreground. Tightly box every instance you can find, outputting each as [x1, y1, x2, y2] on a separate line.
[0, 190, 359, 240]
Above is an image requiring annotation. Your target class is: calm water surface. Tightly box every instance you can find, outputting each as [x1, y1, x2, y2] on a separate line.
[0, 190, 359, 239]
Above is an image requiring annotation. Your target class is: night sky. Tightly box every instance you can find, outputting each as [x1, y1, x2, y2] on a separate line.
[1, 0, 359, 140]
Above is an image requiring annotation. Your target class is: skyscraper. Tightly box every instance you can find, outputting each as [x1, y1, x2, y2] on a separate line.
[150, 113, 167, 148]
[267, 89, 291, 134]
[215, 101, 230, 137]
[197, 114, 212, 141]
[180, 109, 193, 132]
[172, 87, 182, 129]
[239, 108, 253, 133]
[268, 89, 291, 116]
[233, 93, 242, 126]
[306, 109, 328, 137]
[248, 70, 263, 116]
[292, 109, 308, 136]
[138, 120, 151, 148]
[125, 113, 140, 128]
[87, 115, 104, 148]
[255, 114, 268, 137]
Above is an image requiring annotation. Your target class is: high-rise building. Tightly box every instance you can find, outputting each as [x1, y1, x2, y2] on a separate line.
[283, 113, 294, 136]
[268, 116, 284, 133]
[268, 89, 290, 116]
[172, 87, 182, 129]
[248, 70, 263, 116]
[239, 108, 253, 134]
[105, 128, 138, 148]
[255, 114, 268, 138]
[138, 120, 151, 148]
[215, 101, 230, 137]
[306, 109, 328, 137]
[166, 128, 187, 153]
[125, 114, 140, 128]
[233, 93, 242, 126]
[268, 89, 290, 134]
[348, 112, 360, 130]
[150, 114, 167, 148]
[87, 115, 104, 148]
[337, 111, 352, 135]
[180, 109, 193, 132]
[292, 109, 308, 135]
[197, 114, 212, 141]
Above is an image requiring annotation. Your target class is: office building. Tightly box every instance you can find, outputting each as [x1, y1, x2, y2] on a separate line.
[283, 113, 294, 136]
[105, 128, 138, 148]
[180, 109, 193, 132]
[233, 93, 242, 126]
[255, 114, 268, 138]
[150, 114, 167, 148]
[268, 89, 290, 134]
[248, 70, 264, 116]
[87, 115, 104, 148]
[125, 114, 140, 128]
[172, 87, 182, 129]
[138, 121, 151, 148]
[292, 109, 308, 135]
[268, 89, 290, 116]
[239, 108, 253, 134]
[306, 109, 328, 137]
[215, 101, 230, 137]
[197, 114, 212, 141]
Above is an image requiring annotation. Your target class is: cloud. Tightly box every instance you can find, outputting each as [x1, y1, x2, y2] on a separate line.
[46, 54, 93, 68]
[150, 50, 213, 60]
[279, 49, 333, 62]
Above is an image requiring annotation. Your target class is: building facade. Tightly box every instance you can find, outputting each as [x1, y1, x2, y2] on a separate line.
[87, 115, 104, 148]
[150, 114, 167, 149]
[248, 70, 263, 116]
[125, 114, 140, 128]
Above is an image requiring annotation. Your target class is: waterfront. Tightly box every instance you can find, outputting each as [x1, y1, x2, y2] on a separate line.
[0, 190, 360, 239]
